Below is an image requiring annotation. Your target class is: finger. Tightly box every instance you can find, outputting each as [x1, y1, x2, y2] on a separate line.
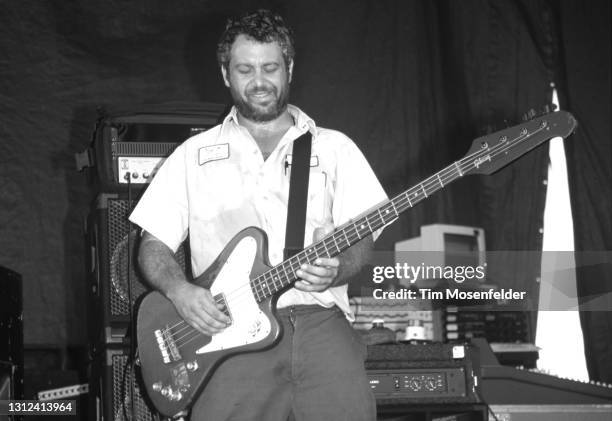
[200, 311, 230, 332]
[183, 309, 221, 335]
[294, 280, 328, 292]
[199, 290, 232, 325]
[313, 257, 340, 268]
[199, 302, 232, 328]
[183, 299, 230, 335]
[298, 264, 336, 280]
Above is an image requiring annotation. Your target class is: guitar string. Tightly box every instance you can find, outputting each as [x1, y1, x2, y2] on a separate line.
[161, 122, 550, 349]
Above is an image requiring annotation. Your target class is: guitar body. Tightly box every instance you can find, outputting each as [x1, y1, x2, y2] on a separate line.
[136, 227, 281, 417]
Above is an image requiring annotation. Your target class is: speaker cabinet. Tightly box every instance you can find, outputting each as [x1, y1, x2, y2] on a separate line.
[87, 193, 190, 346]
[90, 347, 157, 421]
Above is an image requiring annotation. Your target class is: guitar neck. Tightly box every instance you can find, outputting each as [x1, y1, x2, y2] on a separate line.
[250, 109, 576, 302]
[250, 159, 468, 302]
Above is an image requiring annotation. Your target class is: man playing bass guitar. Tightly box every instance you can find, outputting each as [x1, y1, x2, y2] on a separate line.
[130, 9, 388, 421]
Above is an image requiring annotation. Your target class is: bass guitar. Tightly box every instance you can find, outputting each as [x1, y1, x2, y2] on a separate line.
[136, 109, 577, 417]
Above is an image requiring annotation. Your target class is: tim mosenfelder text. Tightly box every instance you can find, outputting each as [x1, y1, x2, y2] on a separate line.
[372, 288, 527, 300]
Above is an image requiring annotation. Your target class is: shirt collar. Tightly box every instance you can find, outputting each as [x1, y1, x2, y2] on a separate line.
[220, 104, 317, 140]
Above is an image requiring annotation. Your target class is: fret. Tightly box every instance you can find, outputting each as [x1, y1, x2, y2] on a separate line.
[365, 216, 373, 232]
[406, 192, 413, 207]
[272, 267, 283, 288]
[322, 240, 331, 258]
[287, 261, 298, 279]
[382, 207, 393, 223]
[332, 235, 341, 253]
[377, 208, 384, 225]
[454, 161, 463, 176]
[437, 173, 444, 188]
[314, 242, 326, 260]
[304, 247, 314, 262]
[343, 229, 350, 246]
[346, 225, 357, 242]
[270, 270, 278, 289]
[252, 282, 262, 302]
[361, 220, 369, 236]
[267, 275, 275, 295]
[262, 276, 272, 296]
[307, 247, 317, 264]
[290, 262, 299, 278]
[391, 200, 400, 216]
[355, 223, 362, 240]
[280, 264, 290, 284]
[421, 183, 428, 198]
[310, 244, 321, 261]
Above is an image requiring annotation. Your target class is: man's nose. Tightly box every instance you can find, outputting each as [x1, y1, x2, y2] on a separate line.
[251, 68, 268, 85]
[249, 72, 272, 91]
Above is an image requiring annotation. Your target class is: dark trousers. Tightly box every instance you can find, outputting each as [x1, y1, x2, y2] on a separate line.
[190, 305, 376, 421]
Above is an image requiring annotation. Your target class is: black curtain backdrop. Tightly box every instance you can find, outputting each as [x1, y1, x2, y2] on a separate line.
[0, 0, 609, 379]
[558, 0, 612, 382]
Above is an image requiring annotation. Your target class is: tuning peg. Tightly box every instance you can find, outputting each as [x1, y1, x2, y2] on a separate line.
[522, 109, 537, 121]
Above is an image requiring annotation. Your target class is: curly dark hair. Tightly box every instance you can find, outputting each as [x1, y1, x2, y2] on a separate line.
[217, 9, 295, 71]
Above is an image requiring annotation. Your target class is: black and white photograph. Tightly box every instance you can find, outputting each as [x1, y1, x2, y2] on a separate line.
[0, 1, 610, 420]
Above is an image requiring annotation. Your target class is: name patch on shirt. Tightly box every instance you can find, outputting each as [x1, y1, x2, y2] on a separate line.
[284, 154, 319, 167]
[198, 144, 230, 165]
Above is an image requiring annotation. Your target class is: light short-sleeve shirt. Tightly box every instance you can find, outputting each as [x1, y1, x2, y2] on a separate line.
[129, 105, 388, 317]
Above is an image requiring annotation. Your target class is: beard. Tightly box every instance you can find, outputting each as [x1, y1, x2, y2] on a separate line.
[230, 80, 290, 123]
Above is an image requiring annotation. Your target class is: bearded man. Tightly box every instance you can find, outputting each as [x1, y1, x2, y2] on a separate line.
[130, 9, 387, 421]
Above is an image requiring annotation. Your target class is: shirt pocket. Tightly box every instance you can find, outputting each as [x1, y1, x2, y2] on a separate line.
[194, 160, 247, 219]
[307, 170, 330, 225]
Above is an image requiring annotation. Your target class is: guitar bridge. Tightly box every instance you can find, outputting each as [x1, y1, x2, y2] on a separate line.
[155, 326, 182, 364]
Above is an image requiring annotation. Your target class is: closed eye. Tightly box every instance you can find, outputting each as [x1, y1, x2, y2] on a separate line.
[236, 65, 253, 74]
[263, 63, 280, 73]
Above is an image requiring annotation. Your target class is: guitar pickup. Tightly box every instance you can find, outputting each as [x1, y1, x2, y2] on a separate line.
[154, 326, 182, 364]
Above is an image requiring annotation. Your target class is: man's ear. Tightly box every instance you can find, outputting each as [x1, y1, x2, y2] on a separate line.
[288, 60, 294, 83]
[221, 65, 230, 88]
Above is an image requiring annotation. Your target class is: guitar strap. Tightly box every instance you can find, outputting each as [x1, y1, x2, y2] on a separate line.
[284, 131, 312, 260]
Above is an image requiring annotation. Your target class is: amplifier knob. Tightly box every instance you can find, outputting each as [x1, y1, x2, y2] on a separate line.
[408, 378, 422, 391]
[424, 378, 437, 391]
